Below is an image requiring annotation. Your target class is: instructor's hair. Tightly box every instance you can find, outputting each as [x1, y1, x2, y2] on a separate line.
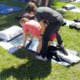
[25, 2, 37, 13]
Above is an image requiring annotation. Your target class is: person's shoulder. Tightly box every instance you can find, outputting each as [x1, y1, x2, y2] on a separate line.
[38, 7, 53, 10]
[38, 6, 44, 8]
[30, 20, 40, 26]
[30, 20, 39, 24]
[30, 20, 36, 22]
[27, 20, 37, 25]
[36, 7, 49, 11]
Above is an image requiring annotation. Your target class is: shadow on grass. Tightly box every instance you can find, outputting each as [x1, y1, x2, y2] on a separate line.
[0, 13, 21, 30]
[0, 49, 52, 80]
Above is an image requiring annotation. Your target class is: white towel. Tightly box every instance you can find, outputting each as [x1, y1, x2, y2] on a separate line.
[63, 19, 75, 26]
[0, 41, 18, 53]
[70, 8, 80, 13]
[0, 25, 23, 41]
[57, 51, 80, 64]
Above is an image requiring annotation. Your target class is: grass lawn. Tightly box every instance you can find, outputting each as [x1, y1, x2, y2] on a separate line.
[0, 0, 80, 80]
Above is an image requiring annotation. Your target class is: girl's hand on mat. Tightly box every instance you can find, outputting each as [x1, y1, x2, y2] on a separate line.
[18, 44, 25, 48]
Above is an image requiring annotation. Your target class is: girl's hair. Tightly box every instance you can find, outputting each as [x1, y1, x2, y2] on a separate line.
[19, 18, 29, 24]
[25, 2, 37, 13]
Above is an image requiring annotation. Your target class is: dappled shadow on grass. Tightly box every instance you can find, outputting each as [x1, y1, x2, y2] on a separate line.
[12, 48, 39, 60]
[0, 0, 26, 7]
[0, 61, 51, 80]
[0, 49, 52, 80]
[0, 12, 21, 30]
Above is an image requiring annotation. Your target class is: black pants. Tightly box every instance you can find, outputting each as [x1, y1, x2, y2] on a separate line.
[40, 22, 63, 58]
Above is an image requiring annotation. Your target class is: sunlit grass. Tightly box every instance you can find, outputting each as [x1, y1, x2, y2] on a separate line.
[0, 0, 80, 80]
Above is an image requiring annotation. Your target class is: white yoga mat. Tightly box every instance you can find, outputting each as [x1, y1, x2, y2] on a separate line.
[51, 59, 71, 66]
[70, 8, 80, 13]
[0, 41, 18, 53]
[63, 19, 80, 27]
[63, 19, 75, 26]
[57, 7, 80, 13]
[10, 35, 39, 52]
[57, 50, 80, 64]
[0, 35, 80, 66]
[9, 35, 79, 56]
[9, 35, 79, 55]
[56, 8, 67, 14]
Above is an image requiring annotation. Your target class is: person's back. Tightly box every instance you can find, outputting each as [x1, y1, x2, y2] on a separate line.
[35, 7, 63, 24]
[21, 19, 41, 37]
[25, 2, 67, 61]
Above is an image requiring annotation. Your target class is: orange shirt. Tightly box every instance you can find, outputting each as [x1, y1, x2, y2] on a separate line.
[22, 20, 41, 37]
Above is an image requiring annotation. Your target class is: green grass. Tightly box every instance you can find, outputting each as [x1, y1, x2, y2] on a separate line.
[0, 0, 80, 80]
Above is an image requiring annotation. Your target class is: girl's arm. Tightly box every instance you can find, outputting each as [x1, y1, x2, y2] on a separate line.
[38, 0, 42, 6]
[39, 20, 46, 35]
[45, 0, 49, 7]
[18, 32, 28, 48]
[23, 32, 28, 47]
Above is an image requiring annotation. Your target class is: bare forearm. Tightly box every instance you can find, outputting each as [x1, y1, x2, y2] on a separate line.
[45, 0, 49, 7]
[23, 32, 27, 47]
[39, 20, 46, 35]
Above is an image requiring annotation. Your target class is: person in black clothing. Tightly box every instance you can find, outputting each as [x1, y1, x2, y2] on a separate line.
[38, 0, 51, 7]
[15, 0, 36, 20]
[25, 2, 67, 61]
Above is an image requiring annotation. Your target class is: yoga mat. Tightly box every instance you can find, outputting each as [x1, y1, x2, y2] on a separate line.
[63, 19, 80, 28]
[10, 35, 39, 52]
[0, 4, 23, 14]
[1, 35, 79, 66]
[70, 8, 80, 13]
[9, 34, 79, 56]
[57, 7, 80, 13]
[63, 19, 75, 26]
[0, 41, 18, 53]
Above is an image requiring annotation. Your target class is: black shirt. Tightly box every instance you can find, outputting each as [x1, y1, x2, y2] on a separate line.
[35, 7, 63, 24]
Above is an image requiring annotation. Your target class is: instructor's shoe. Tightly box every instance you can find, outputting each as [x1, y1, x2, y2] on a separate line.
[35, 55, 48, 62]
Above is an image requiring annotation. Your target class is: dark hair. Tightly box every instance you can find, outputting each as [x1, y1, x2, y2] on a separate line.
[25, 2, 37, 13]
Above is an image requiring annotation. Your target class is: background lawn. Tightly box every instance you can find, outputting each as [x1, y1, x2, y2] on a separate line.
[0, 0, 80, 80]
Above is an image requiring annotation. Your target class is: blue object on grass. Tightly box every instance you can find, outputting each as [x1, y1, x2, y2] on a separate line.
[13, 0, 29, 3]
[0, 4, 23, 14]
